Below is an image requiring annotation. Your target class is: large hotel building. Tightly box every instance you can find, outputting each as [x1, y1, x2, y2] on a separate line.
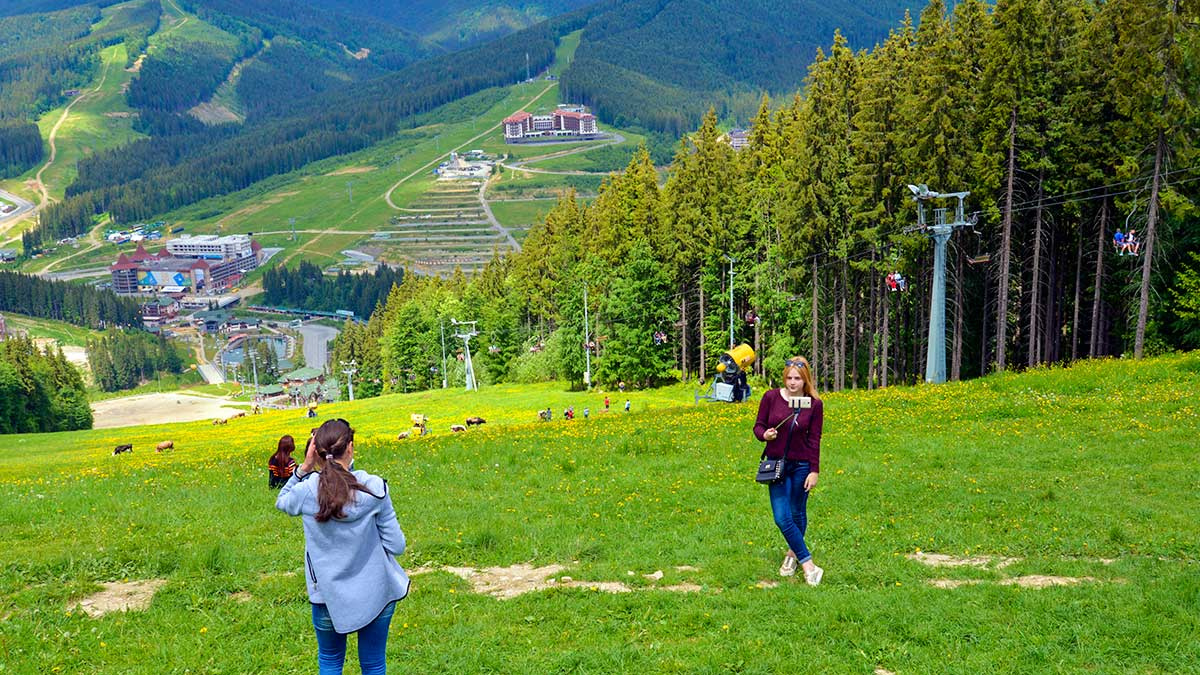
[503, 107, 599, 142]
[110, 235, 263, 295]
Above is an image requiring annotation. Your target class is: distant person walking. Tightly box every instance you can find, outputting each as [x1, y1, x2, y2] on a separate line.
[624, 400, 630, 412]
[604, 395, 610, 411]
[276, 419, 410, 675]
[268, 434, 297, 489]
[753, 356, 825, 585]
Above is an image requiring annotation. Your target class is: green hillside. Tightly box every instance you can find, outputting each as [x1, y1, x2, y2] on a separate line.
[1, 355, 1197, 671]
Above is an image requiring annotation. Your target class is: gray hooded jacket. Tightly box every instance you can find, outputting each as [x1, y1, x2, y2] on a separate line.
[276, 468, 410, 633]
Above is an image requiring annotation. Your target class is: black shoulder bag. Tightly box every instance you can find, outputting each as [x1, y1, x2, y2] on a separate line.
[755, 405, 798, 484]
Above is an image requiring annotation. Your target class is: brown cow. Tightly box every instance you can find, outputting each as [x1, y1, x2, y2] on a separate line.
[112, 444, 133, 455]
[450, 424, 467, 433]
[156, 440, 174, 452]
[230, 411, 247, 419]
[396, 431, 410, 440]
[465, 416, 486, 426]
[213, 418, 227, 425]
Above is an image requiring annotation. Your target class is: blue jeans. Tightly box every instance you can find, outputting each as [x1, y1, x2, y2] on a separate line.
[768, 460, 812, 564]
[311, 600, 396, 675]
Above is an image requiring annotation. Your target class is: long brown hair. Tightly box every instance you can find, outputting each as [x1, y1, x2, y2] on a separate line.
[270, 435, 295, 469]
[782, 356, 819, 399]
[313, 419, 371, 522]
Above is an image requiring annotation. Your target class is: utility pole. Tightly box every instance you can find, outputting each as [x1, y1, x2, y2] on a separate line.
[451, 319, 479, 391]
[907, 184, 972, 384]
[722, 254, 736, 348]
[583, 285, 591, 388]
[346, 181, 354, 204]
[439, 320, 448, 388]
[341, 359, 358, 401]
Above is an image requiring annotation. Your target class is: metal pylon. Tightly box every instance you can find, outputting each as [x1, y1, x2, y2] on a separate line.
[908, 184, 972, 384]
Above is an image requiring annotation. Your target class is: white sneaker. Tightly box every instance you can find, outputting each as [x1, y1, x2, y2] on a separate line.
[779, 555, 798, 577]
[805, 565, 824, 586]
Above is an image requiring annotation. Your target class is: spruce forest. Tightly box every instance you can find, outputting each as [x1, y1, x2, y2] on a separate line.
[332, 0, 1199, 399]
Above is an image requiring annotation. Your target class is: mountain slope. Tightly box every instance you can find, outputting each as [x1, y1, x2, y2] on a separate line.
[561, 0, 926, 132]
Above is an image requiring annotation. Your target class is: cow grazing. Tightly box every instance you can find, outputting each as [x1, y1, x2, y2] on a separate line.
[465, 416, 487, 426]
[113, 444, 133, 455]
[450, 424, 467, 433]
[396, 431, 410, 440]
[230, 411, 247, 419]
[212, 418, 227, 425]
[156, 440, 174, 452]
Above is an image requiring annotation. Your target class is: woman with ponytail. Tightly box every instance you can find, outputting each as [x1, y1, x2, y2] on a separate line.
[276, 419, 409, 675]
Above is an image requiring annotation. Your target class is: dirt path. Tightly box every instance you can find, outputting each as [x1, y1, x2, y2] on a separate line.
[478, 177, 520, 251]
[34, 54, 116, 207]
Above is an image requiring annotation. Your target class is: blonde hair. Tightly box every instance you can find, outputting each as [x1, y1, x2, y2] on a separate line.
[782, 356, 818, 398]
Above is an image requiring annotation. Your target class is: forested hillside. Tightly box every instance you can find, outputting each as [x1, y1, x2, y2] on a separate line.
[561, 0, 925, 133]
[182, 0, 437, 72]
[308, 0, 599, 49]
[329, 0, 1199, 400]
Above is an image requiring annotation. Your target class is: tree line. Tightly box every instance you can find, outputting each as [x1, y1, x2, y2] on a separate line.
[332, 0, 1199, 400]
[0, 271, 142, 329]
[86, 329, 183, 392]
[0, 336, 92, 434]
[261, 261, 404, 319]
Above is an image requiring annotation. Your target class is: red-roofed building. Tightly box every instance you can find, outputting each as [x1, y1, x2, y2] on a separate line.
[503, 106, 599, 142]
[109, 235, 265, 295]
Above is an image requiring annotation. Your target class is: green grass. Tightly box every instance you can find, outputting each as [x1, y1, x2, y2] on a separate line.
[488, 199, 553, 229]
[1, 355, 1198, 671]
[0, 312, 100, 348]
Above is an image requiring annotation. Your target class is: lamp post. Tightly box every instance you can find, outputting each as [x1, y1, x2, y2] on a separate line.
[341, 359, 358, 401]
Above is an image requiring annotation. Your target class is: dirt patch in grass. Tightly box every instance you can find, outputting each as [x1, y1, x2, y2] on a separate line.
[907, 552, 1019, 569]
[1001, 575, 1100, 588]
[443, 563, 567, 599]
[91, 392, 244, 429]
[229, 591, 252, 602]
[73, 579, 166, 617]
[431, 564, 710, 599]
[326, 166, 376, 176]
[930, 575, 1108, 589]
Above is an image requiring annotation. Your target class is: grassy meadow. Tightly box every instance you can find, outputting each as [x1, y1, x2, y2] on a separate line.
[1, 355, 1198, 672]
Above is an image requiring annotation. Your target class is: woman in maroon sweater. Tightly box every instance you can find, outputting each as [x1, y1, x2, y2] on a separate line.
[753, 356, 824, 585]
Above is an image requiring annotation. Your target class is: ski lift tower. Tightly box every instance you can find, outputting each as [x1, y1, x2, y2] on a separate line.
[451, 319, 479, 391]
[907, 184, 972, 384]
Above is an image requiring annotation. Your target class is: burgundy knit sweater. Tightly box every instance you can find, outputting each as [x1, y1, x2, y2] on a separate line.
[753, 389, 823, 472]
